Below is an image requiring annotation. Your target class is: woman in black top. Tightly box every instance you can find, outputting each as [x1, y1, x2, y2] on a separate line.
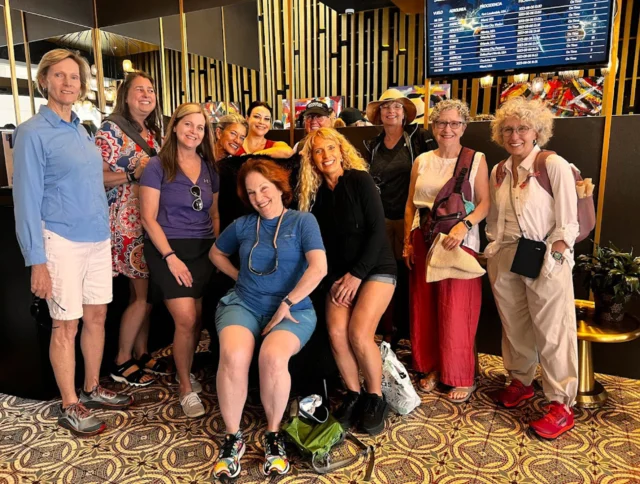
[364, 89, 437, 344]
[298, 128, 396, 436]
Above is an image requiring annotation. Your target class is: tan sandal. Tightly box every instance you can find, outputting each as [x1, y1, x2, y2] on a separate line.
[446, 384, 477, 404]
[418, 371, 439, 393]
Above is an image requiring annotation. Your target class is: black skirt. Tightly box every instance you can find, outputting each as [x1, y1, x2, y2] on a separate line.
[144, 238, 215, 303]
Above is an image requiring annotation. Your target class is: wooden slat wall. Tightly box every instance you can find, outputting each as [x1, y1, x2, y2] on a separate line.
[129, 2, 426, 120]
[128, 0, 639, 119]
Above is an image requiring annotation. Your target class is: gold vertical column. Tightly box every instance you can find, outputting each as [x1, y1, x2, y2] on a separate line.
[285, 0, 295, 146]
[423, 78, 430, 129]
[3, 0, 21, 124]
[92, 0, 105, 112]
[179, 0, 190, 103]
[20, 11, 35, 116]
[594, 0, 622, 247]
[158, 18, 169, 116]
[221, 7, 230, 114]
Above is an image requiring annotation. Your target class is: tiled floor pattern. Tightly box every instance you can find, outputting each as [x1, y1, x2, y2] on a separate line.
[1, 341, 639, 483]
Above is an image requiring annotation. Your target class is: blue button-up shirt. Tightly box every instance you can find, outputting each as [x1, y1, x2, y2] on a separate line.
[12, 105, 110, 266]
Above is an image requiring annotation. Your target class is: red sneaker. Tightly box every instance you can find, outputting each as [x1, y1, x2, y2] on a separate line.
[530, 402, 575, 439]
[494, 379, 534, 408]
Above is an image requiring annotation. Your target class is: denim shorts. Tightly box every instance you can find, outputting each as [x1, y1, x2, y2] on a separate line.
[365, 273, 397, 286]
[215, 290, 317, 348]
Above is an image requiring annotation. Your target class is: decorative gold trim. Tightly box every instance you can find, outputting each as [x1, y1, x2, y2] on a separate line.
[285, 0, 295, 146]
[424, 78, 430, 128]
[615, 0, 633, 115]
[630, 2, 640, 108]
[221, 7, 230, 113]
[470, 78, 479, 117]
[158, 18, 169, 116]
[3, 0, 21, 124]
[91, 0, 105, 112]
[594, 0, 622, 247]
[20, 11, 35, 116]
[179, 0, 190, 103]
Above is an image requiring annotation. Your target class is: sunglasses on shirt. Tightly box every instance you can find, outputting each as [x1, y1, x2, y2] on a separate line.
[190, 185, 203, 211]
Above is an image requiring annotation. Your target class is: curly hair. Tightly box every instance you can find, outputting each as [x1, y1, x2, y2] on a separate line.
[237, 158, 293, 209]
[429, 99, 470, 124]
[491, 97, 554, 148]
[297, 127, 368, 212]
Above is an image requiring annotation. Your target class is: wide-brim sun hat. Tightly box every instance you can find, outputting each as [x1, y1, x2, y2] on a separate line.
[366, 88, 417, 125]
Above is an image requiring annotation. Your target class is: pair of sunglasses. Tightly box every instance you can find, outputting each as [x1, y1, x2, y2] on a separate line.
[30, 296, 66, 328]
[190, 185, 203, 211]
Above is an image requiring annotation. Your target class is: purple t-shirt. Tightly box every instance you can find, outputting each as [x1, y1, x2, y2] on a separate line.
[140, 156, 219, 239]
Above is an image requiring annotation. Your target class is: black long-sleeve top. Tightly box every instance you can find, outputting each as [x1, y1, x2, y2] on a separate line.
[312, 169, 396, 286]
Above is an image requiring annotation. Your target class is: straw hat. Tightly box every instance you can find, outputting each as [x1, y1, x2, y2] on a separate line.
[410, 97, 425, 125]
[366, 89, 417, 125]
[426, 233, 486, 283]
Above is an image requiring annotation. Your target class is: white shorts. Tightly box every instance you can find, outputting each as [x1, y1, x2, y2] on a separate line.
[43, 228, 113, 321]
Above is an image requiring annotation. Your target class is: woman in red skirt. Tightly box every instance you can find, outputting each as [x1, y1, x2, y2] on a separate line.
[403, 99, 490, 403]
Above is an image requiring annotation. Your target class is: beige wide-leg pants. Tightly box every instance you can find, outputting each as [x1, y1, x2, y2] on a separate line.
[487, 243, 578, 406]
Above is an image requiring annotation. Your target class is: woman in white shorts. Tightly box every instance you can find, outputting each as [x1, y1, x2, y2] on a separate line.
[12, 49, 132, 437]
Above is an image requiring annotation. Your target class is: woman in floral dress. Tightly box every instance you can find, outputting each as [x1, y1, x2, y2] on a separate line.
[96, 71, 167, 386]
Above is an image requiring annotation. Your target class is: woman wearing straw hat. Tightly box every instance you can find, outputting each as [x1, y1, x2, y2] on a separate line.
[403, 99, 490, 404]
[364, 89, 437, 345]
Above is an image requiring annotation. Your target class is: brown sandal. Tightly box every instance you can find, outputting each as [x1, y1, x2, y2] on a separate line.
[418, 371, 439, 393]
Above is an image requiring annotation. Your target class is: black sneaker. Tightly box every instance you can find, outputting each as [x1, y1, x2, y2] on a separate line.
[333, 390, 362, 430]
[360, 392, 389, 435]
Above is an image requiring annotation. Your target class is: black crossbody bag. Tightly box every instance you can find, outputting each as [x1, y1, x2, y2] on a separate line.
[508, 181, 550, 279]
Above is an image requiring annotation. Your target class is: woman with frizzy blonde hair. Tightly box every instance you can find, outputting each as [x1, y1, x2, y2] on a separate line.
[298, 127, 396, 436]
[297, 128, 368, 211]
[486, 97, 578, 440]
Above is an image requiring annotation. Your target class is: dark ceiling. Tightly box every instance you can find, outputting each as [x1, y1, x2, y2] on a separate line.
[320, 0, 395, 13]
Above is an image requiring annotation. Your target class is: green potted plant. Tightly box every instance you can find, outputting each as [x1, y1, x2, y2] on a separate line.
[576, 243, 640, 323]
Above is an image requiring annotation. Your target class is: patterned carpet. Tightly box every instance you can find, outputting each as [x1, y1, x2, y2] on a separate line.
[1, 340, 639, 484]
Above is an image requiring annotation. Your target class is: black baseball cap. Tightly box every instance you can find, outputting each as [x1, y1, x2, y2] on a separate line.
[339, 107, 365, 126]
[303, 99, 332, 117]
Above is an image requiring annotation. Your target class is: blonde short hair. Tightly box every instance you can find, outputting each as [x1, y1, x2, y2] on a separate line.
[491, 97, 554, 147]
[36, 49, 90, 100]
[297, 127, 368, 212]
[429, 99, 470, 124]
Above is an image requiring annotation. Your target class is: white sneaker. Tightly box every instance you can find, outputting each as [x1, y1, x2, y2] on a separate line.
[176, 373, 202, 393]
[180, 392, 205, 418]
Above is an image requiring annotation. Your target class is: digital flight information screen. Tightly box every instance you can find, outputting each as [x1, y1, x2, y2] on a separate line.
[426, 0, 615, 78]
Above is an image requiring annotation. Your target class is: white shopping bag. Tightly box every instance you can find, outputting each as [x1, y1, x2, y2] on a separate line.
[380, 342, 421, 415]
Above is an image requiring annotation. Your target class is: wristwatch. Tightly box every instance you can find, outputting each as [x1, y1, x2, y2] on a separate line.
[551, 250, 565, 264]
[282, 296, 294, 307]
[462, 219, 473, 231]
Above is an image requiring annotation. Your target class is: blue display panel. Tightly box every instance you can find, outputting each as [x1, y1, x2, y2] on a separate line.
[426, 0, 614, 77]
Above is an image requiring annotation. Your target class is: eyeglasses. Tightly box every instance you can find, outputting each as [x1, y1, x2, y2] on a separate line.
[30, 295, 66, 327]
[304, 114, 328, 121]
[190, 185, 203, 211]
[434, 120, 465, 130]
[501, 125, 531, 137]
[380, 102, 404, 111]
[248, 208, 285, 276]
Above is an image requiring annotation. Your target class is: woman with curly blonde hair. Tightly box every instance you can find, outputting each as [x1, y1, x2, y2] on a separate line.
[486, 97, 579, 440]
[298, 128, 396, 435]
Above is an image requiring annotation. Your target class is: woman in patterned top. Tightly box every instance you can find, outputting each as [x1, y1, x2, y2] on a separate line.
[95, 71, 166, 386]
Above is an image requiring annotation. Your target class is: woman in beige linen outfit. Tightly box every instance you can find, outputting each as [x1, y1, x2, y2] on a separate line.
[486, 97, 579, 440]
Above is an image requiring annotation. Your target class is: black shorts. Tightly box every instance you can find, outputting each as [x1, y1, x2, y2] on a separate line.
[144, 238, 215, 303]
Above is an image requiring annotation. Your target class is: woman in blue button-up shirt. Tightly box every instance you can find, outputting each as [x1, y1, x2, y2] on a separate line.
[12, 49, 131, 437]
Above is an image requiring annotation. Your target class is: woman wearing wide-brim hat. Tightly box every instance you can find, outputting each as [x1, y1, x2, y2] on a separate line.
[363, 89, 437, 346]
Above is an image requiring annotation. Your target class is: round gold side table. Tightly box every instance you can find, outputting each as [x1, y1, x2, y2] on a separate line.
[575, 299, 640, 409]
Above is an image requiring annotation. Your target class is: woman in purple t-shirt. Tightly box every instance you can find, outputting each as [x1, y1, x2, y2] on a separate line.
[140, 103, 226, 418]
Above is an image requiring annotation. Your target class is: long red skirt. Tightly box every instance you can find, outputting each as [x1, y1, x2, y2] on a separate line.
[409, 229, 482, 387]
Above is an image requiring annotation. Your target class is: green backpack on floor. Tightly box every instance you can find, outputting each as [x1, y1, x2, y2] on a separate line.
[282, 396, 375, 480]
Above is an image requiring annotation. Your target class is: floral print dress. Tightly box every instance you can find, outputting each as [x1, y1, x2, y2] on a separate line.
[95, 120, 160, 278]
